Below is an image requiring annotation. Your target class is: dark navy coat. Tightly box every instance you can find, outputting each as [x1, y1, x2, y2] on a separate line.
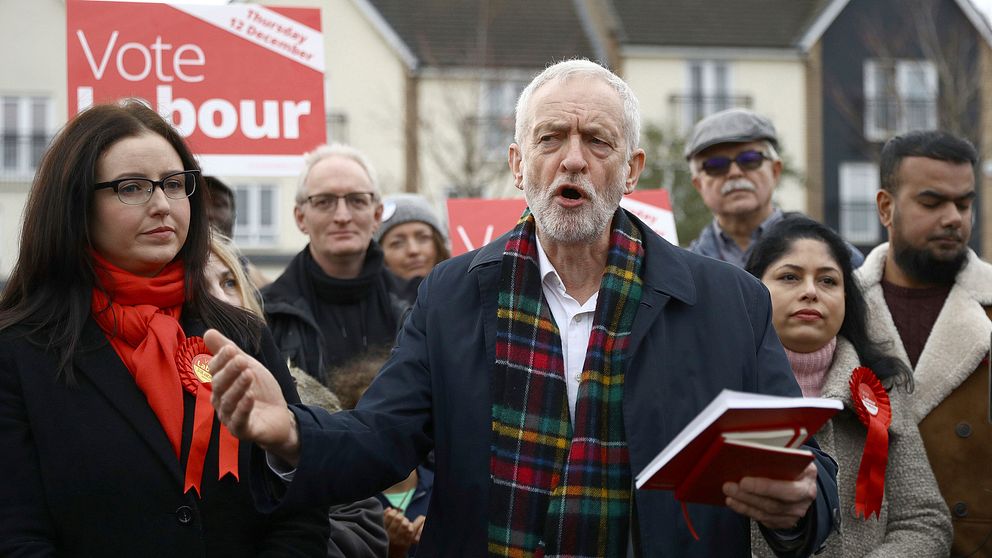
[0, 320, 329, 557]
[253, 212, 840, 557]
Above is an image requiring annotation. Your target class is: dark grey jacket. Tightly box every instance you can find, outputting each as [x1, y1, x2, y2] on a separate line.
[262, 245, 415, 379]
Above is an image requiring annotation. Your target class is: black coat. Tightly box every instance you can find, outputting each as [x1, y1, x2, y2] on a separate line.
[253, 212, 840, 557]
[0, 318, 330, 557]
[262, 244, 416, 378]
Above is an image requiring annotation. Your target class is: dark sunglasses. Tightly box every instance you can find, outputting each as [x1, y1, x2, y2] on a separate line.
[700, 150, 768, 176]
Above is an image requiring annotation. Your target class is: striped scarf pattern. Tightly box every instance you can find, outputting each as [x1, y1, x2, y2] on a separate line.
[488, 208, 644, 558]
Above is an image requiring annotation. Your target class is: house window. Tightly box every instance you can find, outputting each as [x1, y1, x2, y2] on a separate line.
[1, 95, 54, 179]
[683, 61, 732, 132]
[479, 80, 526, 159]
[233, 184, 279, 246]
[838, 162, 880, 244]
[864, 59, 937, 141]
[326, 112, 348, 144]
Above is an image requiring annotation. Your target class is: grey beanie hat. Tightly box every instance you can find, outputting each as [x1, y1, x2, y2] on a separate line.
[375, 193, 447, 242]
[683, 108, 778, 159]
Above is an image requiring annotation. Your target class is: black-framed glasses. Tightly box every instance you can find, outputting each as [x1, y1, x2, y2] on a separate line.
[700, 150, 768, 177]
[304, 192, 376, 212]
[94, 170, 199, 205]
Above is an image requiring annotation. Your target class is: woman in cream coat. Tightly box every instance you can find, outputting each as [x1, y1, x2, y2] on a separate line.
[746, 216, 950, 557]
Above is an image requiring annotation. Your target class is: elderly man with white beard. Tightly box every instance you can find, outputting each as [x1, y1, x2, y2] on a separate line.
[686, 108, 864, 269]
[205, 60, 840, 558]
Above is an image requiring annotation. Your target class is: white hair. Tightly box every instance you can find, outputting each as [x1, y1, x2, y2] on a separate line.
[689, 140, 780, 177]
[514, 59, 640, 160]
[295, 143, 380, 205]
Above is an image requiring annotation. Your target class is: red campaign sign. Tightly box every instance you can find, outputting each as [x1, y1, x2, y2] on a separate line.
[446, 189, 678, 256]
[67, 0, 326, 176]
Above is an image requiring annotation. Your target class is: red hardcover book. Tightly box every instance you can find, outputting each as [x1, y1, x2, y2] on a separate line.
[635, 390, 842, 506]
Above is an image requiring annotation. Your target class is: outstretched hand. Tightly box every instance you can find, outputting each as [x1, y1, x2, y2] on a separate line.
[205, 329, 300, 466]
[384, 507, 425, 558]
[723, 461, 818, 530]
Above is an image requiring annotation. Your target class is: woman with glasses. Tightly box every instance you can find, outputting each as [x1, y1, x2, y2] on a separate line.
[0, 100, 328, 556]
[745, 216, 950, 557]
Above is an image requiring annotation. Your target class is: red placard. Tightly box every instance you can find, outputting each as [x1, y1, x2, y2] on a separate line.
[446, 189, 678, 256]
[67, 0, 326, 176]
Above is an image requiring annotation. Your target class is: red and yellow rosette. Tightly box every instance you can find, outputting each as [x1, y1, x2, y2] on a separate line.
[849, 366, 891, 520]
[176, 336, 239, 497]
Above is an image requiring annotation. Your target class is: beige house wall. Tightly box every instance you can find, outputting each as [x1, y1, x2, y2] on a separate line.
[620, 57, 685, 128]
[735, 59, 807, 214]
[416, 75, 478, 205]
[0, 0, 67, 280]
[415, 72, 522, 208]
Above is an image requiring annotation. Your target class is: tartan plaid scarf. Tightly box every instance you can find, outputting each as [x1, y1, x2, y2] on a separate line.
[488, 208, 644, 558]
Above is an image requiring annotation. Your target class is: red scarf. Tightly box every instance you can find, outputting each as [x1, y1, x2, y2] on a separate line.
[91, 253, 238, 496]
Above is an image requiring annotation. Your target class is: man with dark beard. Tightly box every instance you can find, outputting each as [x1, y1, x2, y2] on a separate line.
[855, 130, 991, 556]
[205, 59, 840, 557]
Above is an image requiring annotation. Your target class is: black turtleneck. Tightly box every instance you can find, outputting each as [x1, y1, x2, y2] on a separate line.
[304, 244, 399, 375]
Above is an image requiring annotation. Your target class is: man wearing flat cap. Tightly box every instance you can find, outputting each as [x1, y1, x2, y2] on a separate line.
[686, 108, 863, 268]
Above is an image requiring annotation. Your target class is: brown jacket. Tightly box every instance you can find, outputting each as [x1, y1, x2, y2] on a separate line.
[857, 244, 992, 557]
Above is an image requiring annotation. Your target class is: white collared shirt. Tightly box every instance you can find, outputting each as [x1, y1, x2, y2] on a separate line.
[535, 235, 598, 425]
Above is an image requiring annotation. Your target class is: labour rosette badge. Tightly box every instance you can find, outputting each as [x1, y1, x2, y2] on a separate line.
[177, 336, 212, 394]
[849, 366, 892, 519]
[174, 336, 239, 495]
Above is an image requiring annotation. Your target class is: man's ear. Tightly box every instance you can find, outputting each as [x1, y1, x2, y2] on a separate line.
[372, 201, 384, 230]
[509, 143, 524, 191]
[876, 189, 894, 229]
[691, 171, 703, 194]
[770, 158, 783, 182]
[624, 148, 646, 195]
[294, 205, 308, 234]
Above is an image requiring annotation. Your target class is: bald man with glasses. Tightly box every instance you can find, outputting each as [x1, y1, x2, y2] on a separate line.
[686, 108, 864, 269]
[261, 143, 417, 381]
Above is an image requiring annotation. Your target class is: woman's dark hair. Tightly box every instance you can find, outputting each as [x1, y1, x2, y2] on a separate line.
[745, 216, 912, 391]
[0, 100, 261, 379]
[431, 229, 451, 266]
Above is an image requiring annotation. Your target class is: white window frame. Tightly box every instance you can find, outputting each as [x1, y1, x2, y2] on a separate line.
[683, 60, 732, 133]
[233, 183, 279, 247]
[478, 80, 526, 161]
[838, 162, 880, 244]
[1, 95, 55, 180]
[325, 111, 348, 144]
[863, 59, 937, 141]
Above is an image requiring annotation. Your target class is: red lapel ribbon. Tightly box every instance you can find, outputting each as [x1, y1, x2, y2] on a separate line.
[849, 366, 891, 520]
[176, 336, 239, 497]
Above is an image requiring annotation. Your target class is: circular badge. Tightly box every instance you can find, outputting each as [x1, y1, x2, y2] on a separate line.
[858, 383, 878, 415]
[192, 354, 212, 383]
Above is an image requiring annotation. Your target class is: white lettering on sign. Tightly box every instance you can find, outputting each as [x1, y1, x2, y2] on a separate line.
[74, 82, 311, 142]
[76, 30, 205, 83]
[152, 85, 311, 140]
[241, 100, 280, 139]
[199, 98, 238, 138]
[77, 30, 116, 80]
[117, 42, 152, 81]
[174, 44, 205, 83]
[456, 224, 494, 252]
[174, 4, 325, 72]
